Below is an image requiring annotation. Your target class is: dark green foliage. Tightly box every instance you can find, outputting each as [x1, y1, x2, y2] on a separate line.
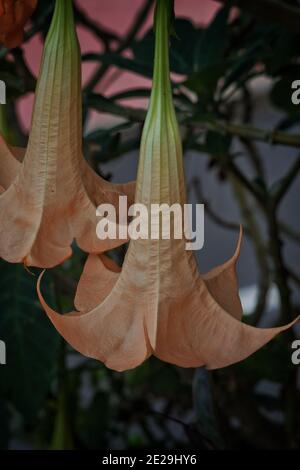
[0, 262, 59, 423]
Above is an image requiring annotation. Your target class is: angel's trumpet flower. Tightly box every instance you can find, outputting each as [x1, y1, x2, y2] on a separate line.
[0, 0, 134, 267]
[0, 0, 37, 48]
[38, 0, 299, 371]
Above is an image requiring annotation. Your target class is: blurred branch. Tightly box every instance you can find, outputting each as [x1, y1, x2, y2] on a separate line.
[267, 209, 293, 322]
[85, 0, 154, 91]
[149, 408, 216, 449]
[240, 86, 266, 177]
[273, 155, 300, 206]
[280, 222, 300, 245]
[215, 378, 286, 449]
[73, 2, 119, 49]
[86, 92, 300, 151]
[232, 177, 270, 323]
[191, 176, 300, 248]
[25, 2, 54, 41]
[214, 0, 300, 34]
[11, 49, 36, 93]
[84, 84, 300, 152]
[192, 142, 265, 202]
[191, 181, 300, 249]
[86, 89, 300, 213]
[191, 120, 300, 149]
[237, 87, 269, 323]
[289, 267, 300, 288]
[86, 93, 146, 121]
[191, 177, 250, 235]
[116, 0, 154, 52]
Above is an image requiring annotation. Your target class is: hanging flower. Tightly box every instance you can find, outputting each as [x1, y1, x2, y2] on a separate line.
[38, 0, 299, 371]
[0, 0, 134, 268]
[0, 0, 37, 48]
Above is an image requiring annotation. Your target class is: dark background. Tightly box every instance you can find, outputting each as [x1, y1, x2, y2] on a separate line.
[0, 0, 300, 450]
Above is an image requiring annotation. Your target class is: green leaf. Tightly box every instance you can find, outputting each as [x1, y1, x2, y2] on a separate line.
[77, 391, 111, 449]
[184, 62, 228, 97]
[0, 402, 10, 449]
[0, 60, 25, 98]
[222, 44, 260, 92]
[85, 122, 135, 143]
[194, 6, 230, 72]
[132, 19, 200, 76]
[193, 369, 224, 449]
[85, 93, 146, 122]
[51, 387, 74, 450]
[0, 262, 59, 422]
[83, 52, 153, 78]
[132, 30, 154, 69]
[184, 6, 231, 98]
[109, 88, 151, 101]
[205, 130, 232, 157]
[264, 30, 298, 76]
[170, 19, 200, 74]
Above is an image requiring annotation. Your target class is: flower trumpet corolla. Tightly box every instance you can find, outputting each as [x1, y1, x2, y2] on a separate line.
[38, 0, 299, 371]
[0, 0, 134, 267]
[0, 0, 37, 48]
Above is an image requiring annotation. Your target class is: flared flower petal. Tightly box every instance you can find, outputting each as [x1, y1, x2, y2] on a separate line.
[38, 0, 299, 371]
[0, 135, 20, 189]
[0, 0, 134, 268]
[0, 0, 37, 48]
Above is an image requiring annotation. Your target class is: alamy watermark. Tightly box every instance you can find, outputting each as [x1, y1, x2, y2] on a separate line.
[96, 197, 205, 250]
[0, 81, 6, 364]
[0, 82, 6, 364]
[291, 340, 300, 365]
[0, 80, 6, 104]
[0, 340, 6, 365]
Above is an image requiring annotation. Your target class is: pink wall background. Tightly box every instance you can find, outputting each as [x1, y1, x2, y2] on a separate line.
[19, 0, 219, 129]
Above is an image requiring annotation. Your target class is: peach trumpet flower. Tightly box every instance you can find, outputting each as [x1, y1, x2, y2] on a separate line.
[0, 0, 134, 268]
[0, 0, 37, 48]
[38, 0, 299, 371]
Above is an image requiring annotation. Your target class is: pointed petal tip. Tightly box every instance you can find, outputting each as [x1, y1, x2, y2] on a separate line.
[37, 269, 47, 288]
[23, 262, 36, 277]
[74, 254, 120, 312]
[235, 224, 243, 259]
[202, 224, 244, 320]
[206, 314, 300, 371]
